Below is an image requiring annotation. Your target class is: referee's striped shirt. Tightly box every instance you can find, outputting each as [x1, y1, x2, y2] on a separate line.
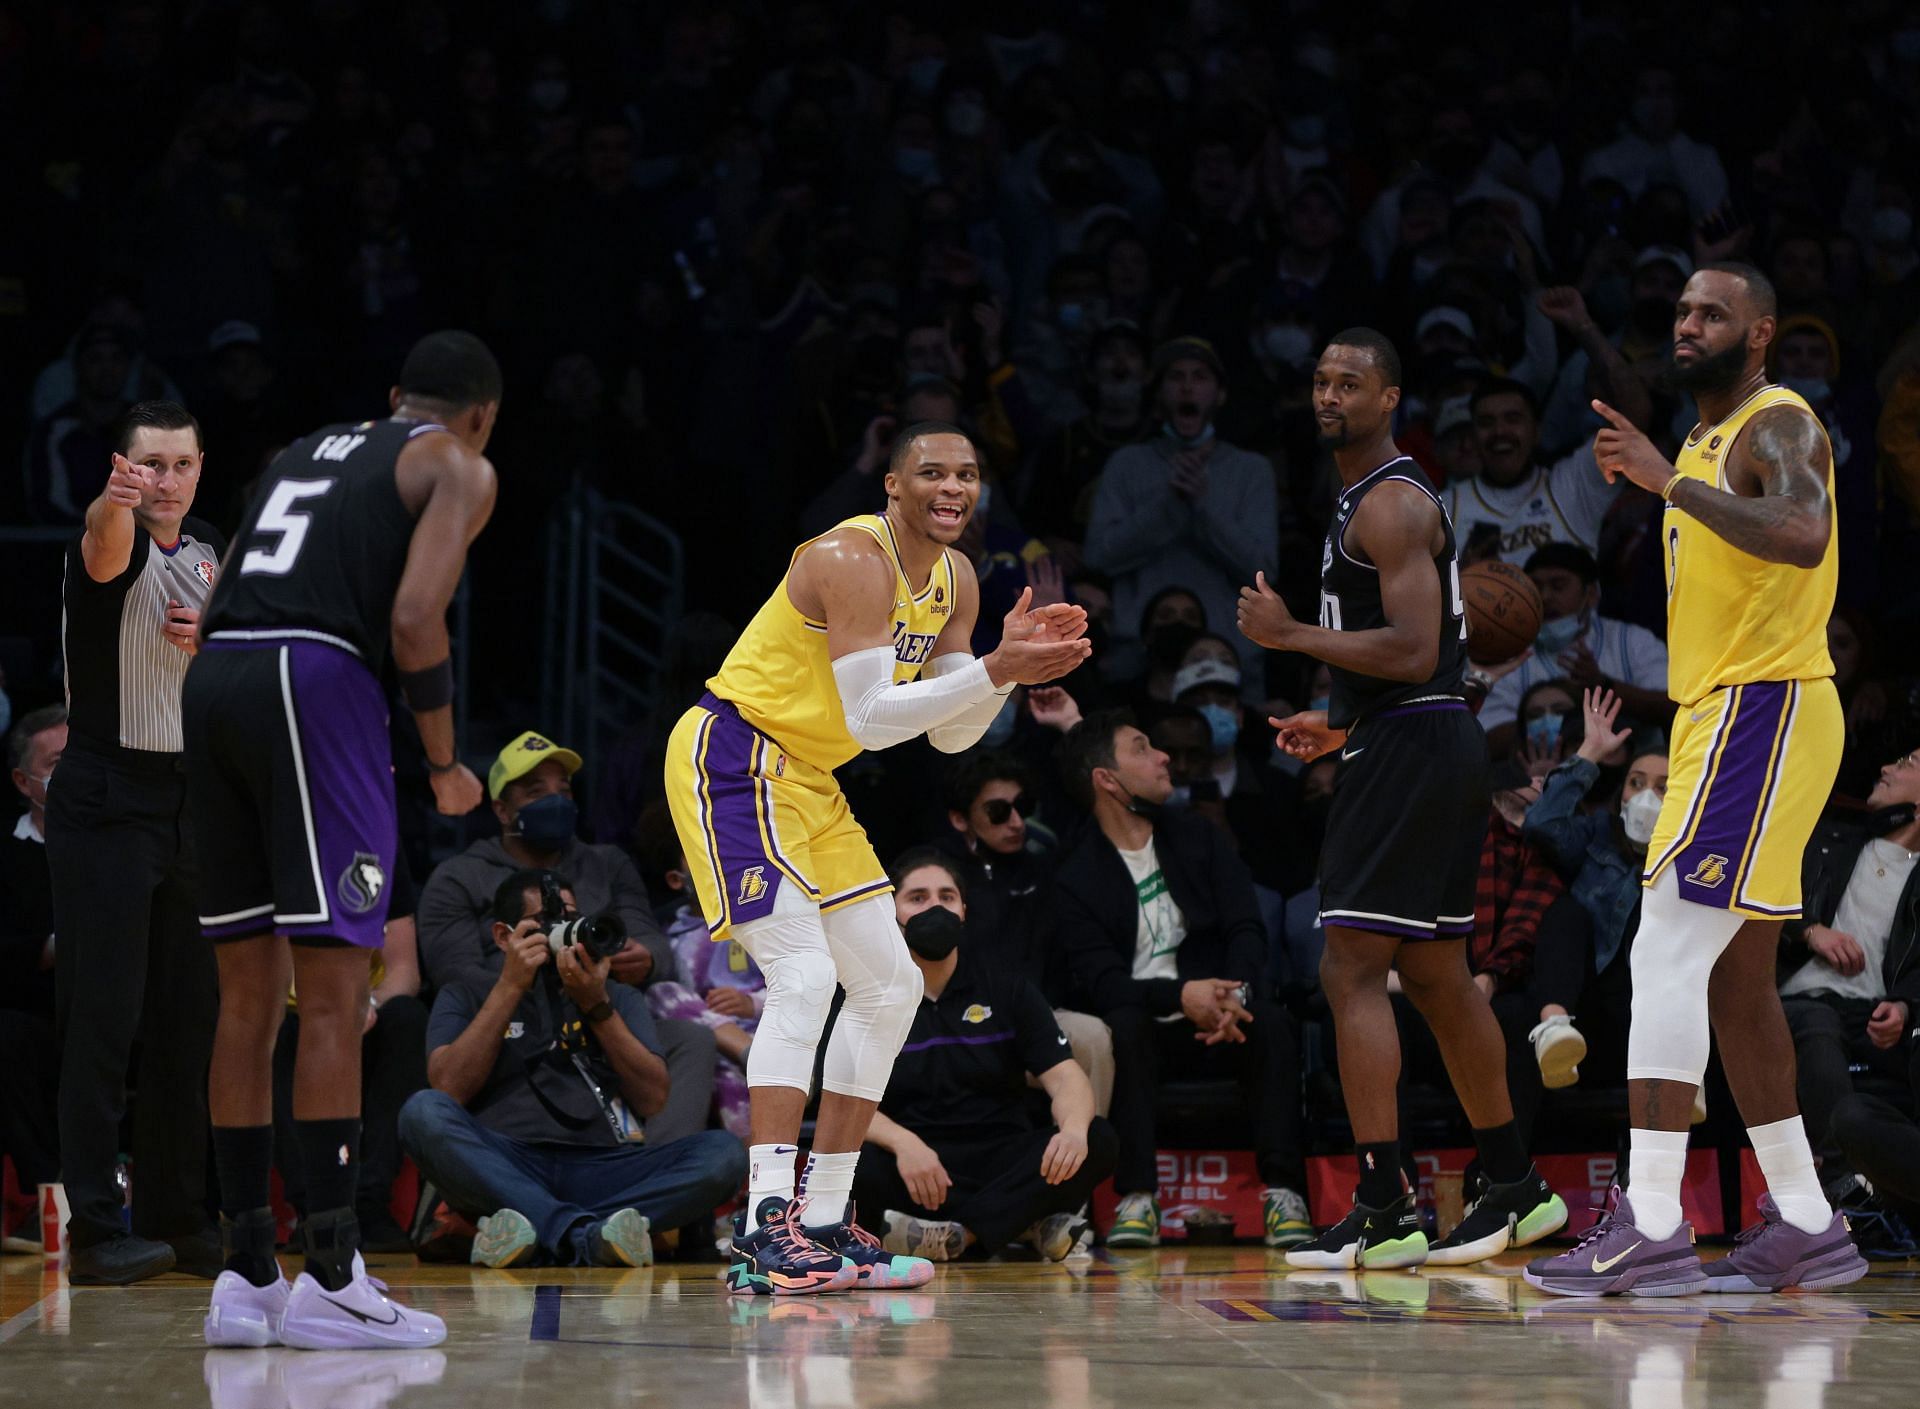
[61, 519, 225, 755]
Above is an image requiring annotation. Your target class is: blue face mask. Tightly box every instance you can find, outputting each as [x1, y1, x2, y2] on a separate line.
[512, 792, 579, 851]
[1197, 702, 1239, 755]
[1524, 712, 1566, 752]
[1533, 614, 1584, 656]
[1309, 694, 1331, 714]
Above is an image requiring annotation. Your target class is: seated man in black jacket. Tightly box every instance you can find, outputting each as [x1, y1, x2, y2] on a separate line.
[1776, 747, 1920, 1217]
[399, 870, 745, 1268]
[1051, 710, 1311, 1249]
[934, 750, 1112, 1113]
[857, 850, 1116, 1263]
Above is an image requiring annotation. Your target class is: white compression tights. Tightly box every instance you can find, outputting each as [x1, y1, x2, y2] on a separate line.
[1625, 867, 1747, 1085]
[730, 893, 922, 1101]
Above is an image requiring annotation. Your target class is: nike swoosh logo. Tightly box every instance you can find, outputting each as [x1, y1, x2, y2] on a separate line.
[1341, 746, 1365, 760]
[320, 1293, 402, 1326]
[1591, 1241, 1642, 1273]
[1690, 711, 1708, 723]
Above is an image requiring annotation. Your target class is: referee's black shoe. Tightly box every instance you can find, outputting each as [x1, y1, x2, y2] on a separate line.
[68, 1230, 177, 1285]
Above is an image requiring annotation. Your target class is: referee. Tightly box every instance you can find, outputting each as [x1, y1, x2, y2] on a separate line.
[46, 401, 223, 1284]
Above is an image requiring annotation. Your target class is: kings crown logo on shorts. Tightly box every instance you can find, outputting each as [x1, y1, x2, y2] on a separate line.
[338, 852, 387, 914]
[1685, 853, 1730, 889]
[736, 865, 768, 905]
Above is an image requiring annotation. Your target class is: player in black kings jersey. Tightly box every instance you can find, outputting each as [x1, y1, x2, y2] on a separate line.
[184, 331, 498, 1349]
[1236, 331, 1563, 1271]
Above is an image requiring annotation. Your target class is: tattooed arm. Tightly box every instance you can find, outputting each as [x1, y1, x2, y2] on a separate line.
[1590, 398, 1832, 568]
[1667, 404, 1832, 568]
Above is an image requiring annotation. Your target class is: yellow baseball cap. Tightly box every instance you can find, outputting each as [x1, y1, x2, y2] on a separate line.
[488, 730, 584, 799]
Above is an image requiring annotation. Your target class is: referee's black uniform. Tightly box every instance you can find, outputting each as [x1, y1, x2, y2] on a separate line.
[47, 516, 223, 1277]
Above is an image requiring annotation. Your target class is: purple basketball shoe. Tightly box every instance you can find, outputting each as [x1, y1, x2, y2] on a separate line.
[1523, 1192, 1707, 1297]
[1702, 1196, 1868, 1292]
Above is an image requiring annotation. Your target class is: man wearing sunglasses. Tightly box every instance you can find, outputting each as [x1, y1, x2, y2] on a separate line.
[934, 753, 1113, 1116]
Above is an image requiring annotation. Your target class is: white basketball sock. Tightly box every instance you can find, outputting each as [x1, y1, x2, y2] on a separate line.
[797, 1150, 860, 1228]
[1625, 1127, 1690, 1240]
[748, 1144, 798, 1224]
[1749, 1116, 1833, 1234]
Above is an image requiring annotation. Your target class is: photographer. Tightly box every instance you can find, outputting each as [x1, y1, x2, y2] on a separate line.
[399, 870, 745, 1268]
[416, 730, 716, 1145]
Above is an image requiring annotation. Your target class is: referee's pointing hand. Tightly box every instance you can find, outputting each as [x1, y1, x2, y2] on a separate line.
[107, 452, 152, 509]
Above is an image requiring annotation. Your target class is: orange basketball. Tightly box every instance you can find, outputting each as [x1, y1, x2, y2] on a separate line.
[1460, 560, 1543, 665]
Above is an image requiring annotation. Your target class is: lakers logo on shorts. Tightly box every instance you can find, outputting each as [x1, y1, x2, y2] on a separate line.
[736, 865, 768, 905]
[1685, 854, 1730, 889]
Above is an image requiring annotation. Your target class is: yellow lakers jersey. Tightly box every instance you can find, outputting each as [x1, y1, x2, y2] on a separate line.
[1664, 385, 1837, 704]
[708, 514, 959, 770]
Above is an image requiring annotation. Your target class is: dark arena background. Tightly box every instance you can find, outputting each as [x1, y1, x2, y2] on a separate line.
[3, 1, 1920, 1406]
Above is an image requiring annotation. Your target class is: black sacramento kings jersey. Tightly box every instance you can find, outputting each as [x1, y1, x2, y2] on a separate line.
[1319, 456, 1469, 730]
[203, 418, 440, 666]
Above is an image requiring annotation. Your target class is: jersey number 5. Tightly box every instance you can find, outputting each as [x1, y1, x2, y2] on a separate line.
[240, 479, 336, 577]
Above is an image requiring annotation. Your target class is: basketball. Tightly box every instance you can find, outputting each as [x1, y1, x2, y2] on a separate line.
[1461, 560, 1544, 664]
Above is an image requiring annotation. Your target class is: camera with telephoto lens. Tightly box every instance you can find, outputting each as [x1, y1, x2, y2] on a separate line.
[537, 874, 621, 964]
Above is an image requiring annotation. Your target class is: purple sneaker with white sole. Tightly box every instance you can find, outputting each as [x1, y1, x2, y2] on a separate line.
[1702, 1196, 1868, 1292]
[1523, 1192, 1707, 1297]
[204, 1269, 292, 1347]
[279, 1253, 447, 1349]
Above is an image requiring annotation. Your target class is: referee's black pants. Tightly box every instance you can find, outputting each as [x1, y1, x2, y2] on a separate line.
[46, 744, 217, 1247]
[854, 1118, 1118, 1254]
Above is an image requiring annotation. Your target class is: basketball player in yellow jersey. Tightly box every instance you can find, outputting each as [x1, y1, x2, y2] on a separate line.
[665, 420, 1090, 1294]
[1526, 263, 1866, 1297]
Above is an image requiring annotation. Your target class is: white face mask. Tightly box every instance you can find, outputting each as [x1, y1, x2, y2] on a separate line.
[1620, 788, 1663, 848]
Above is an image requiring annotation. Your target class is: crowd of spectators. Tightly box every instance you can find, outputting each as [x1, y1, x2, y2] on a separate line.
[6, 1, 1920, 1258]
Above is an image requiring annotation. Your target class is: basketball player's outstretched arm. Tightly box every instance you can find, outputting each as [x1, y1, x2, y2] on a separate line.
[392, 435, 498, 813]
[801, 534, 1090, 752]
[1591, 400, 1832, 567]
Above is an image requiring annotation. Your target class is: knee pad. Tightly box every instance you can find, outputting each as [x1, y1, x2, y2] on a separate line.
[732, 914, 838, 1093]
[818, 894, 922, 1100]
[1626, 868, 1744, 1085]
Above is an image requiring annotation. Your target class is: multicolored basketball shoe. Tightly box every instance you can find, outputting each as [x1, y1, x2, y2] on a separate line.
[726, 1197, 857, 1296]
[1701, 1196, 1868, 1292]
[1523, 1192, 1706, 1297]
[805, 1202, 936, 1288]
[1426, 1165, 1568, 1266]
[1284, 1192, 1427, 1270]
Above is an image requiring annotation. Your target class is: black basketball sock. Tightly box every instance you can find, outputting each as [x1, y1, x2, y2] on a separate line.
[1356, 1141, 1403, 1208]
[1472, 1121, 1530, 1186]
[297, 1116, 361, 1219]
[213, 1124, 275, 1219]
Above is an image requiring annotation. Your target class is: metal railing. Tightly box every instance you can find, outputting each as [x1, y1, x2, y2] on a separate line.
[540, 485, 685, 776]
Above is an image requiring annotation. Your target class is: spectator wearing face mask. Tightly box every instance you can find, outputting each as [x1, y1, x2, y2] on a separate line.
[1478, 544, 1669, 754]
[1513, 679, 1580, 777]
[1152, 654, 1312, 896]
[1523, 690, 1679, 1111]
[414, 732, 718, 1148]
[1019, 321, 1154, 565]
[1084, 338, 1278, 683]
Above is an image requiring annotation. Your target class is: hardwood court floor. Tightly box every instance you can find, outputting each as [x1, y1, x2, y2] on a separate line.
[4, 1247, 1920, 1408]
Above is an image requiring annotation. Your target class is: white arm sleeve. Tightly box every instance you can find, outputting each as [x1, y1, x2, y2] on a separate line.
[831, 645, 1006, 752]
[924, 652, 1018, 754]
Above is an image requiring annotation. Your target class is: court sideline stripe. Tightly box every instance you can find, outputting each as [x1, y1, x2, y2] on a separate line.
[0, 1289, 65, 1344]
[530, 1283, 564, 1340]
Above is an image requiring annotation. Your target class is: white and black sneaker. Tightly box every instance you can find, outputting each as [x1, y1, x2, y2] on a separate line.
[1284, 1192, 1427, 1270]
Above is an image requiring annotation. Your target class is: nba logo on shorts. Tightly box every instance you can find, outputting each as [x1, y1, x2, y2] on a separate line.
[338, 852, 386, 913]
[737, 865, 768, 905]
[1685, 853, 1730, 889]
